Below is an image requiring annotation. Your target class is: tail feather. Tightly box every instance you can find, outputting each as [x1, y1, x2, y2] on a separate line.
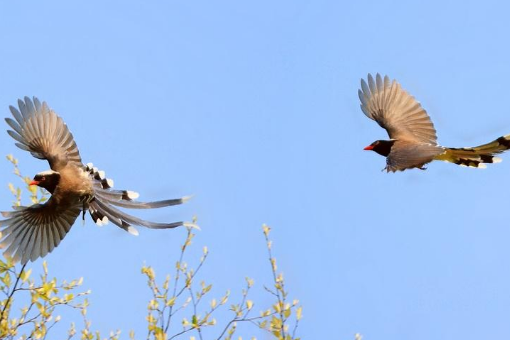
[89, 200, 139, 235]
[86, 163, 196, 233]
[92, 198, 184, 230]
[95, 190, 190, 209]
[435, 134, 510, 168]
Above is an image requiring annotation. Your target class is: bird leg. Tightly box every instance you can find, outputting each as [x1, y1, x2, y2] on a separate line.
[80, 195, 93, 223]
[81, 202, 88, 226]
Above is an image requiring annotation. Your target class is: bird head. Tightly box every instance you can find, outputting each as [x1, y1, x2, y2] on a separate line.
[364, 140, 395, 157]
[30, 170, 61, 194]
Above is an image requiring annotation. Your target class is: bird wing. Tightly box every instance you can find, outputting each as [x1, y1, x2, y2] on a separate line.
[5, 97, 82, 171]
[358, 74, 438, 145]
[0, 197, 81, 264]
[385, 141, 443, 172]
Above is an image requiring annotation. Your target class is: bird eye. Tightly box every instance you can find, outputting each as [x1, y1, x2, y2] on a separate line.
[41, 176, 45, 181]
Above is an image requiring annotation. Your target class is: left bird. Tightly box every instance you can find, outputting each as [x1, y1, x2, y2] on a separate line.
[0, 97, 195, 264]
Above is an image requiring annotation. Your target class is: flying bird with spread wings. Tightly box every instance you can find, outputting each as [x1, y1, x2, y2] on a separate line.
[0, 97, 195, 264]
[359, 73, 510, 172]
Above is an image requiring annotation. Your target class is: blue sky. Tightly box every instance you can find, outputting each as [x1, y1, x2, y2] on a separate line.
[1, 1, 510, 339]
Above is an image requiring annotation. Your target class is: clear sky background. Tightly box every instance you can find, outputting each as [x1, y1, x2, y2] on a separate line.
[1, 1, 510, 339]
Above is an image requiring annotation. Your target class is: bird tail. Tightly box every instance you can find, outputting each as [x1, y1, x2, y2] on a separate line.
[84, 163, 197, 235]
[434, 134, 510, 168]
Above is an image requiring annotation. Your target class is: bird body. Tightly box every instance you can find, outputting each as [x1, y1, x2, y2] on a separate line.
[359, 74, 510, 172]
[382, 140, 443, 171]
[53, 166, 93, 198]
[0, 97, 193, 264]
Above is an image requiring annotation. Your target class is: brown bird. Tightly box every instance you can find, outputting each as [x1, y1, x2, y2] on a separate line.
[0, 97, 195, 264]
[359, 73, 510, 172]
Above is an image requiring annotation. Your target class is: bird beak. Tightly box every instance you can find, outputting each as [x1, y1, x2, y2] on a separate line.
[29, 180, 40, 186]
[363, 145, 374, 151]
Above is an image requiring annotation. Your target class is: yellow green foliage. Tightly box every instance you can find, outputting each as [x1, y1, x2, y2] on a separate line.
[1, 156, 307, 339]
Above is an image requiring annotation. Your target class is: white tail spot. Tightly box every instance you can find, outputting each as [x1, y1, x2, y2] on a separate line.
[181, 195, 194, 203]
[184, 222, 200, 230]
[126, 191, 139, 200]
[127, 226, 139, 236]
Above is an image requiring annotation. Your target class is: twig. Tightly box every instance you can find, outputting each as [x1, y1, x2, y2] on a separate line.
[264, 231, 287, 338]
[188, 285, 204, 340]
[164, 230, 191, 333]
[0, 263, 27, 325]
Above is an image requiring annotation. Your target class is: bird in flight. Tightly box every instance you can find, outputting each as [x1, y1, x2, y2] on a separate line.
[359, 73, 510, 172]
[0, 97, 195, 264]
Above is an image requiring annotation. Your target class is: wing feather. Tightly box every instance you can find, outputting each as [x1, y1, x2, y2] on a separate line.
[0, 198, 81, 264]
[5, 118, 22, 135]
[40, 224, 49, 258]
[29, 225, 42, 262]
[4, 97, 82, 171]
[359, 74, 438, 144]
[9, 106, 23, 126]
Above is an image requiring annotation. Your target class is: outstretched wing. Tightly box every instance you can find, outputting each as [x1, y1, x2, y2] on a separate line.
[0, 198, 81, 264]
[358, 74, 438, 145]
[5, 97, 82, 171]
